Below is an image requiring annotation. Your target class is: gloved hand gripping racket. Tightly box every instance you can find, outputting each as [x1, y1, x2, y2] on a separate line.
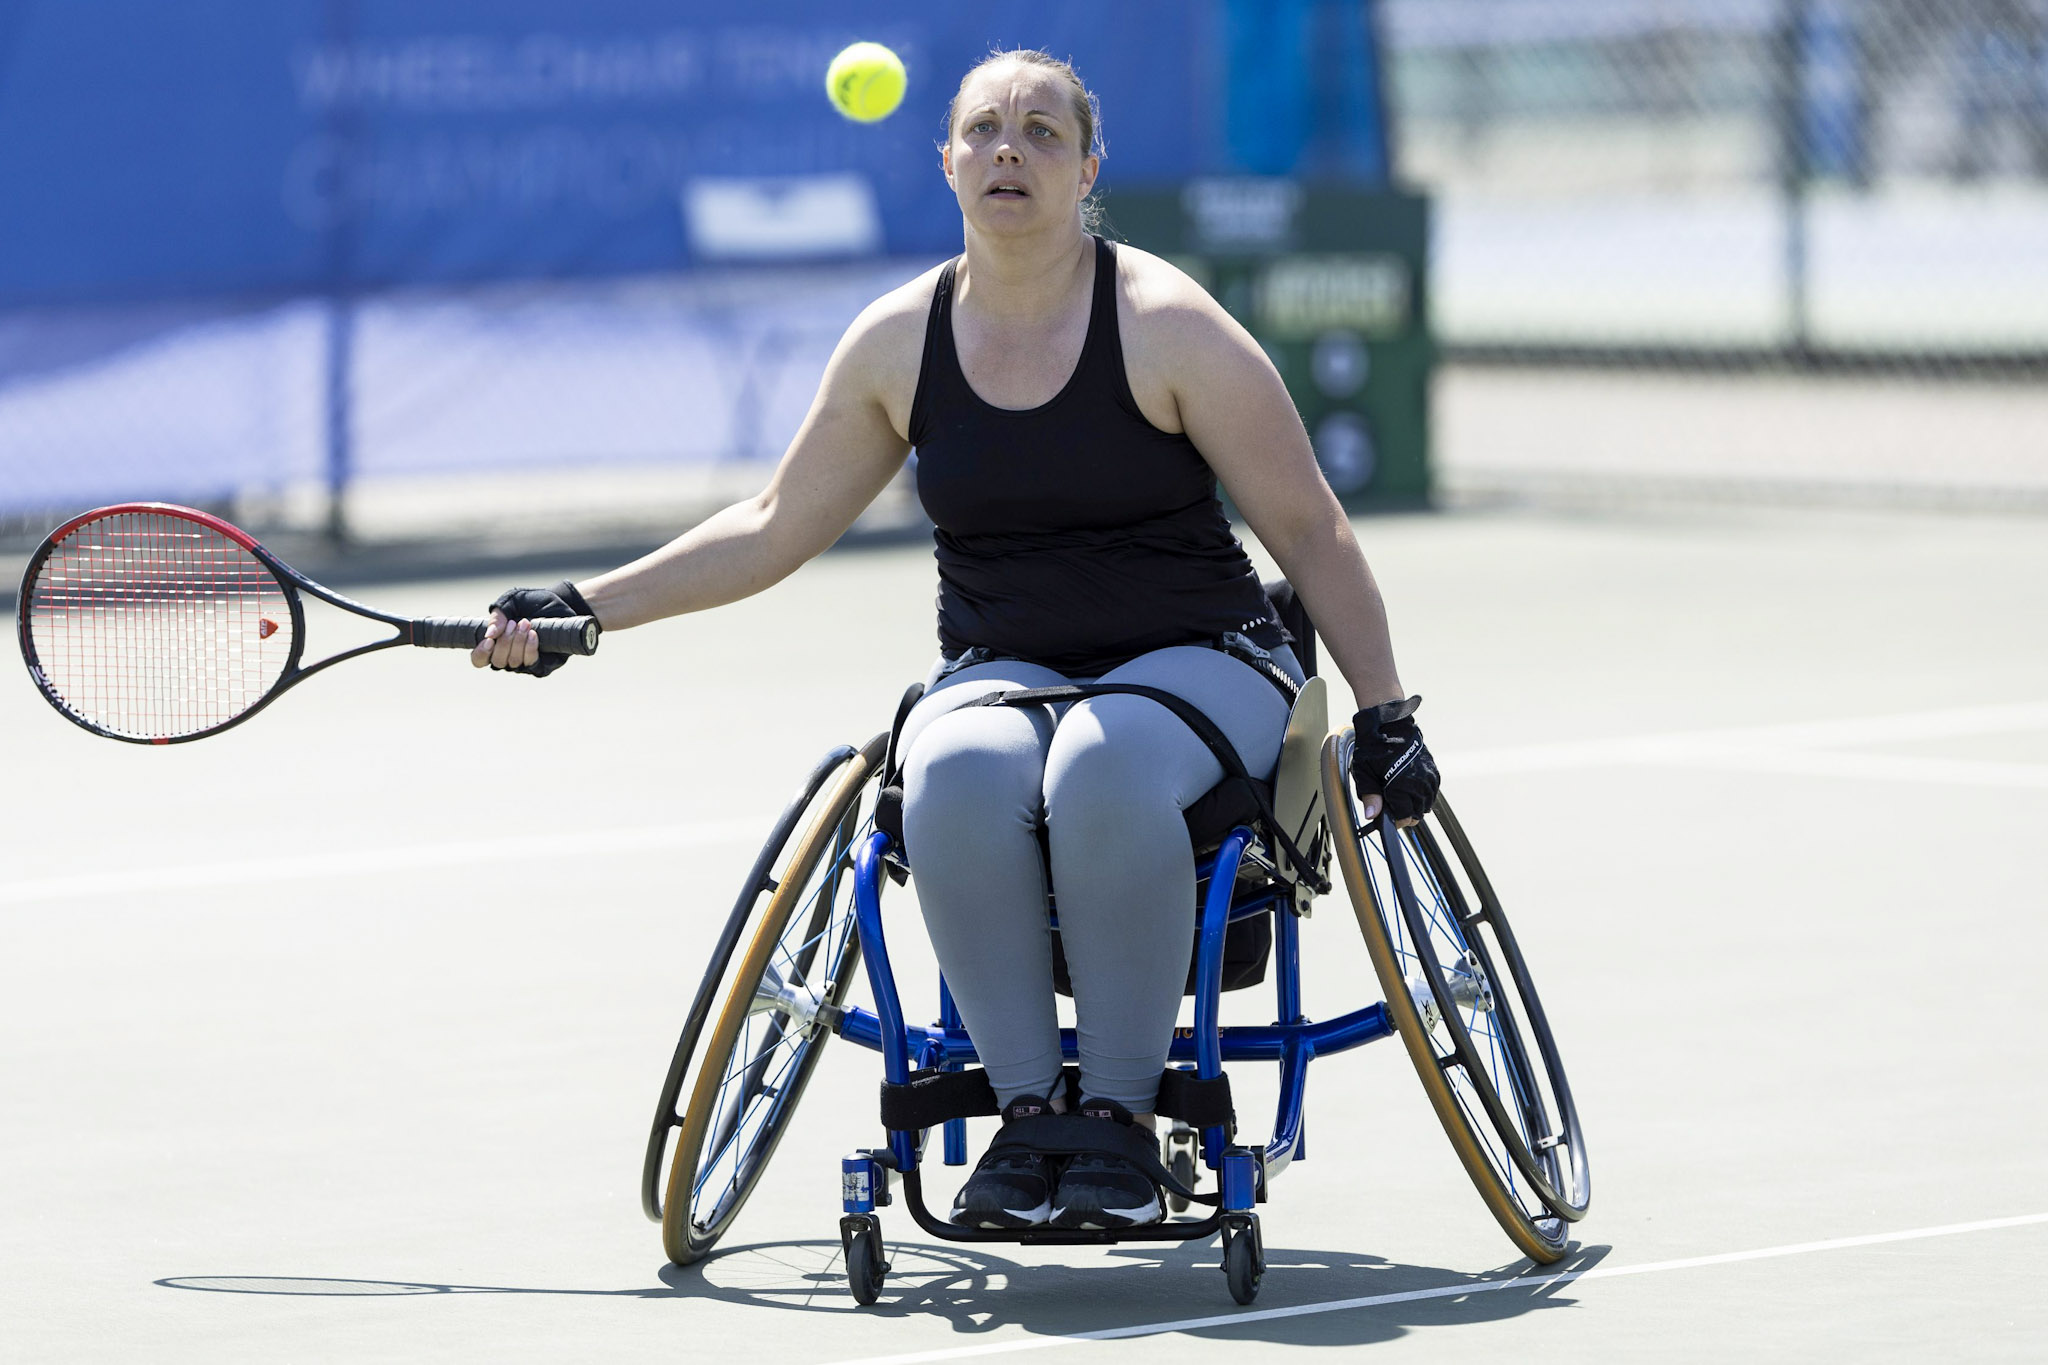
[1350, 695, 1440, 823]
[485, 580, 600, 678]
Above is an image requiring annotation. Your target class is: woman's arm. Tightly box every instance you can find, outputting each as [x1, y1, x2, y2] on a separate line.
[1145, 282, 1407, 713]
[474, 290, 920, 668]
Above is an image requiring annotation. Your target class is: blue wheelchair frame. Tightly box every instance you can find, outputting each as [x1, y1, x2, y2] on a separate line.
[833, 814, 1399, 1244]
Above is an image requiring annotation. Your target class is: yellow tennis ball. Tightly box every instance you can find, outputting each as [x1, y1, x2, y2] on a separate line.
[826, 42, 906, 123]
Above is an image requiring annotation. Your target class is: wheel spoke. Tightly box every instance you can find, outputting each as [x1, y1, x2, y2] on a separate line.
[696, 1018, 813, 1210]
[692, 867, 865, 1225]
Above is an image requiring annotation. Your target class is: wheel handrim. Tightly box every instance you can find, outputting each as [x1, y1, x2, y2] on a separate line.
[663, 737, 883, 1262]
[642, 743, 863, 1224]
[1386, 819, 1580, 1219]
[1417, 805, 1591, 1219]
[688, 803, 868, 1235]
[1322, 734, 1586, 1260]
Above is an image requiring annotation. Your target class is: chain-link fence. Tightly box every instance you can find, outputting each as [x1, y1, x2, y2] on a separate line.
[0, 264, 932, 552]
[1385, 0, 2048, 368]
[6, 0, 2044, 558]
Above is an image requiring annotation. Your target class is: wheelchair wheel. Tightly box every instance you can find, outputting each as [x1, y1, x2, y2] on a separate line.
[1166, 1127, 1198, 1216]
[844, 1216, 888, 1305]
[1221, 1215, 1263, 1305]
[643, 733, 887, 1267]
[1321, 732, 1590, 1265]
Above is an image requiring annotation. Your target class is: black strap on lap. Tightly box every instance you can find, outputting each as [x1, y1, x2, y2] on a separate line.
[977, 683, 1331, 895]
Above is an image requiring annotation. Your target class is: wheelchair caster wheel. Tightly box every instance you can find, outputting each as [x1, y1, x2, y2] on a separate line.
[1166, 1124, 1198, 1214]
[1220, 1214, 1263, 1305]
[1168, 1149, 1197, 1214]
[842, 1215, 888, 1306]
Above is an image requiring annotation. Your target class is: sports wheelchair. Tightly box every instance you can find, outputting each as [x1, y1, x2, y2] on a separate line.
[640, 598, 1590, 1306]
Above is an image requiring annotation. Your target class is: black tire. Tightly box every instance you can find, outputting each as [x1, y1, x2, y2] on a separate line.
[1223, 1220, 1263, 1305]
[647, 733, 886, 1267]
[1321, 732, 1591, 1265]
[1168, 1147, 1197, 1215]
[846, 1225, 887, 1306]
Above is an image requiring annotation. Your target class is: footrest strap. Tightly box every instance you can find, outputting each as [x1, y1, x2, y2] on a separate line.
[878, 1065, 1234, 1133]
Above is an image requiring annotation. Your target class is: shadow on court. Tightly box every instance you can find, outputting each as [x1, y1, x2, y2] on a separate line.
[158, 1238, 1609, 1349]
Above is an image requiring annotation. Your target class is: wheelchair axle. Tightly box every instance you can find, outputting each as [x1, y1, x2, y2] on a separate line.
[1406, 949, 1496, 1032]
[749, 964, 828, 1034]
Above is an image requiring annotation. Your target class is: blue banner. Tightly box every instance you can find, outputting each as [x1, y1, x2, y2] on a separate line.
[0, 1, 1217, 306]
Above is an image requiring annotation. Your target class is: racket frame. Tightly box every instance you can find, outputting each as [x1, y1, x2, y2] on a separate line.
[16, 502, 577, 745]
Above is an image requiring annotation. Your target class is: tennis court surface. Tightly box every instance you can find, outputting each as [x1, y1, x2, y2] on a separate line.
[4, 501, 2044, 1362]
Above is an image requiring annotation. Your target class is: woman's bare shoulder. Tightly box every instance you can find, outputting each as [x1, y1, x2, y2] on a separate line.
[829, 261, 948, 434]
[1112, 243, 1265, 427]
[840, 263, 945, 367]
[1111, 243, 1234, 333]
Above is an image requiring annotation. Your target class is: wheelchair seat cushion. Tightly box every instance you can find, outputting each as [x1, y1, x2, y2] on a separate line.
[1182, 773, 1270, 851]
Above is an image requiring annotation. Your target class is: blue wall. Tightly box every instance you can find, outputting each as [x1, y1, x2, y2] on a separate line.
[0, 1, 1223, 306]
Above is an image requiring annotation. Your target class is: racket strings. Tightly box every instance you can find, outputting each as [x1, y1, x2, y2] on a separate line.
[26, 509, 294, 740]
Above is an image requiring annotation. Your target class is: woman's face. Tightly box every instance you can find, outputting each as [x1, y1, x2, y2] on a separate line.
[942, 63, 1099, 239]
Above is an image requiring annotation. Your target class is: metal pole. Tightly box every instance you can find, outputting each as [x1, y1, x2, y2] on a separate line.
[1360, 0, 1395, 186]
[1778, 0, 1813, 364]
[322, 0, 358, 545]
[323, 297, 354, 543]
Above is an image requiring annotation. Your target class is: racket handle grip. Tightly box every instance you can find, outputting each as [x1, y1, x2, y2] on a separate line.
[411, 616, 602, 655]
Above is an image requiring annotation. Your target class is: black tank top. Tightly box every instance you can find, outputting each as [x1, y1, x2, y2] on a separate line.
[908, 236, 1283, 676]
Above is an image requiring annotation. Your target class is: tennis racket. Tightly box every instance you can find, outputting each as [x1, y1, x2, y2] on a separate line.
[16, 502, 600, 744]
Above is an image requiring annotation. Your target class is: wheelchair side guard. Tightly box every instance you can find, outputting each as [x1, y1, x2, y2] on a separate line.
[1270, 676, 1330, 895]
[871, 681, 924, 884]
[881, 681, 925, 789]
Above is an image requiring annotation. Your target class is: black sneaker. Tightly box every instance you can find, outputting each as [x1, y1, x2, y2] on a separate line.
[1049, 1097, 1164, 1230]
[949, 1094, 1058, 1228]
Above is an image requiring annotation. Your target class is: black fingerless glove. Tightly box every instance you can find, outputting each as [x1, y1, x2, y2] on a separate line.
[1350, 695, 1441, 823]
[488, 579, 595, 678]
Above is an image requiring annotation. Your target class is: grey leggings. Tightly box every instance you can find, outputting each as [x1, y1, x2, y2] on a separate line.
[897, 643, 1305, 1112]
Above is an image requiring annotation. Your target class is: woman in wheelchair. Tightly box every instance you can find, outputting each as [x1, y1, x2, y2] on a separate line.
[475, 51, 1441, 1230]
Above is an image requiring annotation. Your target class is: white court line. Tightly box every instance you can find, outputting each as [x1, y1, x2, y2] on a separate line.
[5, 699, 2046, 907]
[1458, 698, 2048, 778]
[1664, 747, 2048, 790]
[0, 820, 765, 908]
[816, 1212, 2048, 1365]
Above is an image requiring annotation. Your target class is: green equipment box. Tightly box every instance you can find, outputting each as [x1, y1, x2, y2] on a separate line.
[1106, 182, 1432, 510]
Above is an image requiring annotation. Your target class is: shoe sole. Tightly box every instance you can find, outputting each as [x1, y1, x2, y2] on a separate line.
[1048, 1197, 1163, 1231]
[950, 1199, 1051, 1230]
